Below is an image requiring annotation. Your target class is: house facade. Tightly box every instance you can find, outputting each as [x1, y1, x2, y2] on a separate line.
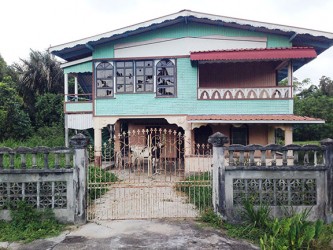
[50, 10, 333, 165]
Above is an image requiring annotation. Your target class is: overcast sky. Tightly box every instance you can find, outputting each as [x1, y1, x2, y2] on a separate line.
[1, 0, 333, 84]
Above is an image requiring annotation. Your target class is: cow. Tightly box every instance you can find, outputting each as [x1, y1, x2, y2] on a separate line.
[129, 142, 164, 174]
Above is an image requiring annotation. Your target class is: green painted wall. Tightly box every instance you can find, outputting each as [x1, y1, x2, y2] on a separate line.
[95, 58, 293, 116]
[92, 22, 291, 59]
[66, 102, 93, 112]
[90, 23, 292, 116]
[63, 61, 92, 74]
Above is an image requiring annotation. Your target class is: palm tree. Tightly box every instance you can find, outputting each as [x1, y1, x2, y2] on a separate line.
[14, 50, 63, 95]
[13, 50, 64, 125]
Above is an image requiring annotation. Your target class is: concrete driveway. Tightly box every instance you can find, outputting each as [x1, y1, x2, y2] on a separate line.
[2, 219, 259, 250]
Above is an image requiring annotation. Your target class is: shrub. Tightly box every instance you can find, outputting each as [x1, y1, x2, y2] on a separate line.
[260, 210, 323, 250]
[241, 198, 271, 229]
[0, 201, 64, 242]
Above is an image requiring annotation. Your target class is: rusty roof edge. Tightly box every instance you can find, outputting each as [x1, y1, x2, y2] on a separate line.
[187, 114, 325, 124]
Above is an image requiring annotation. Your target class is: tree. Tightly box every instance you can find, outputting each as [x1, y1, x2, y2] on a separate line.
[13, 50, 64, 126]
[0, 54, 7, 81]
[0, 82, 32, 140]
[35, 93, 63, 128]
[293, 76, 333, 141]
[14, 50, 63, 94]
[319, 76, 333, 96]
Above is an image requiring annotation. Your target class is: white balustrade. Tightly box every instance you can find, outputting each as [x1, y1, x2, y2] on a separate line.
[198, 86, 291, 100]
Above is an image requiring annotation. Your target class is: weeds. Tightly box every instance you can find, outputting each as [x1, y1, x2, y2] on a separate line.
[241, 198, 271, 229]
[200, 208, 223, 228]
[259, 211, 323, 250]
[0, 201, 64, 243]
[176, 172, 212, 210]
[88, 166, 118, 201]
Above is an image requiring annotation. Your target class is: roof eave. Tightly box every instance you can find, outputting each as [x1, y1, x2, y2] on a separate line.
[49, 10, 333, 61]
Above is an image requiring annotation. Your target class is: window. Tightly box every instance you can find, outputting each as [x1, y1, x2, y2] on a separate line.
[95, 59, 176, 97]
[136, 60, 154, 92]
[230, 125, 248, 145]
[156, 59, 176, 97]
[116, 61, 134, 93]
[96, 62, 114, 97]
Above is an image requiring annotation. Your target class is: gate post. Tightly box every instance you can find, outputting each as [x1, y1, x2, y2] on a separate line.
[70, 133, 88, 224]
[321, 138, 333, 223]
[208, 132, 228, 218]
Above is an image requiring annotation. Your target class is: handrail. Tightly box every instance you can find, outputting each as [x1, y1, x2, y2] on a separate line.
[65, 93, 92, 102]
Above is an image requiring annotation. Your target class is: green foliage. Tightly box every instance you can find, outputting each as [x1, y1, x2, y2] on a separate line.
[35, 93, 64, 127]
[0, 201, 64, 243]
[0, 82, 32, 141]
[293, 76, 333, 141]
[221, 199, 331, 250]
[0, 124, 64, 148]
[88, 167, 118, 201]
[259, 210, 323, 250]
[200, 208, 223, 228]
[241, 198, 271, 229]
[176, 172, 212, 210]
[13, 50, 64, 127]
[0, 54, 7, 81]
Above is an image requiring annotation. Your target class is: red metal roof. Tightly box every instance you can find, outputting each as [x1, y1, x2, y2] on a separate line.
[187, 114, 324, 124]
[190, 47, 317, 61]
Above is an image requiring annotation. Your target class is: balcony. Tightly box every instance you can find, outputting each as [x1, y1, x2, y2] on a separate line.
[64, 94, 93, 113]
[198, 86, 292, 100]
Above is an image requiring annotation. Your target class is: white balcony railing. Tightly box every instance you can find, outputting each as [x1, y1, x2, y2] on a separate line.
[198, 86, 292, 100]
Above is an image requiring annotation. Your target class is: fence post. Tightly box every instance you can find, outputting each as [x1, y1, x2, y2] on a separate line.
[321, 138, 333, 223]
[208, 132, 228, 218]
[70, 133, 88, 224]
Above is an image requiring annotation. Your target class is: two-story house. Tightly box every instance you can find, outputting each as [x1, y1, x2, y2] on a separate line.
[50, 10, 333, 166]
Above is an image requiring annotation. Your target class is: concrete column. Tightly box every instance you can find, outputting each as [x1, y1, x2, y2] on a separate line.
[65, 114, 69, 147]
[64, 73, 68, 102]
[208, 132, 229, 218]
[70, 133, 88, 225]
[267, 126, 276, 144]
[321, 138, 333, 223]
[74, 76, 78, 101]
[184, 125, 192, 156]
[114, 121, 121, 153]
[94, 127, 102, 166]
[284, 126, 293, 145]
[288, 61, 293, 96]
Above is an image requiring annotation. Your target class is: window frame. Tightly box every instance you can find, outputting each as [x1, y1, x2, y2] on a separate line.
[156, 59, 177, 98]
[94, 58, 177, 97]
[95, 61, 114, 98]
[135, 60, 154, 93]
[115, 61, 134, 93]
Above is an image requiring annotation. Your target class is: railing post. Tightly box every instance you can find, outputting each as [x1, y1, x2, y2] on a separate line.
[70, 133, 88, 224]
[321, 138, 333, 223]
[208, 132, 228, 218]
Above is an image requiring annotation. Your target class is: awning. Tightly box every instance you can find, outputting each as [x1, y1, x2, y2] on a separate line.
[190, 47, 317, 62]
[187, 114, 324, 124]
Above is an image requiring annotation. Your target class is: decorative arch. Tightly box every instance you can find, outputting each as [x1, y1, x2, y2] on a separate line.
[247, 90, 258, 99]
[223, 90, 233, 99]
[211, 90, 221, 99]
[259, 89, 269, 99]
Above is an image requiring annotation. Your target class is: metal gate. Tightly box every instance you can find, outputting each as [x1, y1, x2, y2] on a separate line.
[87, 128, 212, 220]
